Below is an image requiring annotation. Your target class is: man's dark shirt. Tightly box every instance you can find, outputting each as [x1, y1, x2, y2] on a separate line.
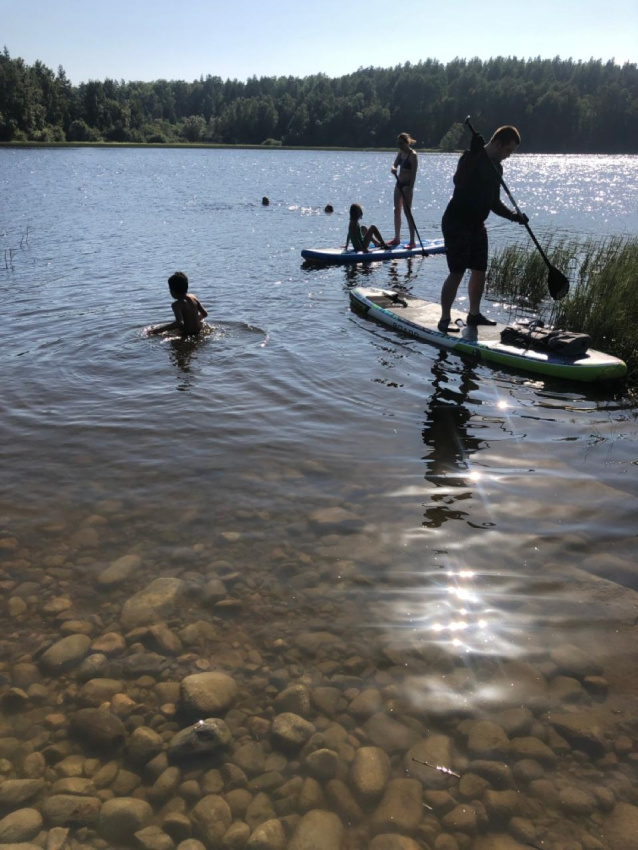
[444, 151, 516, 226]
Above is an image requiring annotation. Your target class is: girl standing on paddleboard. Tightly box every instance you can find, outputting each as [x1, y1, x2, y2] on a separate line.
[389, 132, 418, 247]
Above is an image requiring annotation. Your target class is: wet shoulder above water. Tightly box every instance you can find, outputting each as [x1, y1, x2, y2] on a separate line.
[0, 148, 638, 850]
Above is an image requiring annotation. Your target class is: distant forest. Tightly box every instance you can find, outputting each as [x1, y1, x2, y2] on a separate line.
[1, 49, 637, 153]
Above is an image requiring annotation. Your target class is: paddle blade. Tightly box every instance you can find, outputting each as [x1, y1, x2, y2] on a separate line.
[548, 266, 570, 300]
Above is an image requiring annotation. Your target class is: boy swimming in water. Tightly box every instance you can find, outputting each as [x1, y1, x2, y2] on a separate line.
[148, 271, 208, 336]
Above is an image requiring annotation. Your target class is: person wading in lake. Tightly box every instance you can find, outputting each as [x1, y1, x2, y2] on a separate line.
[438, 125, 528, 334]
[148, 271, 208, 336]
[389, 132, 418, 247]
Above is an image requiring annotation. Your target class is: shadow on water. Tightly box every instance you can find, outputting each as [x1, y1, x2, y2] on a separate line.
[165, 335, 203, 392]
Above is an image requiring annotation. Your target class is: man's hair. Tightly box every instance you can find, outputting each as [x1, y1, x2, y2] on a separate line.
[349, 203, 363, 220]
[491, 125, 521, 146]
[168, 271, 189, 296]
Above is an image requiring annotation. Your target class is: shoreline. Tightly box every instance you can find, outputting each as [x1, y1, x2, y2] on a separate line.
[1, 142, 636, 155]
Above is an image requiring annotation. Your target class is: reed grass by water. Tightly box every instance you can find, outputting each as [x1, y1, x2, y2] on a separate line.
[487, 236, 638, 379]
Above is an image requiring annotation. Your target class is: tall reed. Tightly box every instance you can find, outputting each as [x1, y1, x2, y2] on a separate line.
[487, 236, 638, 379]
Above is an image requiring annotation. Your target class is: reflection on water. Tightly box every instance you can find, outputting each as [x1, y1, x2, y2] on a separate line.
[1, 149, 637, 849]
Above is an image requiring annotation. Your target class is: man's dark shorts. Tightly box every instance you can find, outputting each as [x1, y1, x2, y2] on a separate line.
[442, 212, 488, 274]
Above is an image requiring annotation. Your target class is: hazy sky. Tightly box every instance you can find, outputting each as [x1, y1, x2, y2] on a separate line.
[2, 0, 636, 84]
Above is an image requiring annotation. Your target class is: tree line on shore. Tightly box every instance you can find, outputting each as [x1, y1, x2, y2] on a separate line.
[1, 48, 637, 153]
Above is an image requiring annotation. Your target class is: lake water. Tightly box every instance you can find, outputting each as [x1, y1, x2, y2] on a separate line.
[1, 148, 638, 849]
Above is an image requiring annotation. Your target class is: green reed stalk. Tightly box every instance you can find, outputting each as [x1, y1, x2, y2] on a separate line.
[487, 236, 638, 380]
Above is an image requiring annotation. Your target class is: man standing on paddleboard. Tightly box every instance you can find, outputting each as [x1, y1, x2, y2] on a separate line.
[437, 125, 528, 334]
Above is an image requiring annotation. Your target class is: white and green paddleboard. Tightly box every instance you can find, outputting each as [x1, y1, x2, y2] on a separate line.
[349, 287, 627, 383]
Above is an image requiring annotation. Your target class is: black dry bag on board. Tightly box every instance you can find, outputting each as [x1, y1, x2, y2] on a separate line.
[500, 324, 591, 358]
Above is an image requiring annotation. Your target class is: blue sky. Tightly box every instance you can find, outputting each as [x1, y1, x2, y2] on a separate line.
[2, 0, 636, 84]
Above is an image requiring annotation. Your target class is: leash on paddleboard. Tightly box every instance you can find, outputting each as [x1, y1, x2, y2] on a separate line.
[464, 116, 569, 301]
[393, 172, 428, 256]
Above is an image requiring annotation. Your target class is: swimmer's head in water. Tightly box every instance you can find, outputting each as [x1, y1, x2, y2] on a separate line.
[168, 271, 189, 297]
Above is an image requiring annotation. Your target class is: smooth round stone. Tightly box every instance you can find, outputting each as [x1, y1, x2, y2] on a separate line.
[51, 778, 96, 796]
[70, 708, 126, 751]
[7, 596, 27, 616]
[509, 736, 556, 765]
[467, 721, 510, 759]
[549, 675, 586, 702]
[98, 553, 141, 586]
[274, 684, 311, 717]
[289, 809, 343, 850]
[549, 713, 607, 756]
[77, 678, 123, 707]
[42, 794, 101, 827]
[605, 803, 638, 850]
[120, 577, 185, 629]
[483, 789, 519, 819]
[98, 797, 153, 842]
[559, 786, 597, 815]
[223, 822, 251, 848]
[245, 792, 276, 830]
[406, 735, 454, 790]
[134, 824, 176, 850]
[128, 726, 164, 765]
[371, 779, 422, 835]
[39, 634, 92, 673]
[495, 708, 533, 737]
[201, 579, 227, 605]
[232, 741, 266, 776]
[0, 780, 45, 807]
[348, 688, 382, 718]
[190, 795, 232, 845]
[304, 748, 338, 781]
[325, 779, 364, 823]
[180, 672, 238, 715]
[458, 773, 490, 800]
[350, 747, 390, 801]
[0, 808, 43, 843]
[271, 713, 315, 750]
[310, 687, 341, 717]
[363, 714, 420, 754]
[441, 804, 477, 834]
[91, 632, 127, 655]
[512, 759, 544, 784]
[168, 719, 232, 763]
[246, 818, 286, 849]
[77, 653, 110, 681]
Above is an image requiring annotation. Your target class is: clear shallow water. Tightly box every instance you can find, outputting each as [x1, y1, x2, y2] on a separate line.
[2, 148, 638, 848]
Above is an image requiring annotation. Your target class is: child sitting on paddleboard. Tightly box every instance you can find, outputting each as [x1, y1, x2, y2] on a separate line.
[348, 203, 389, 252]
[148, 271, 208, 336]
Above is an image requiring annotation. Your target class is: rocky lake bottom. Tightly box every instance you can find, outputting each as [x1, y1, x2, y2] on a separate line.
[1, 500, 638, 850]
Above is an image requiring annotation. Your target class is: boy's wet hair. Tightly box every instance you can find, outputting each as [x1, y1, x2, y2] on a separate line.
[349, 203, 363, 220]
[168, 271, 189, 295]
[491, 125, 521, 146]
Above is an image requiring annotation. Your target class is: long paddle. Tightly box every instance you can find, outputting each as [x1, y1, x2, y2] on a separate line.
[393, 172, 428, 256]
[464, 116, 569, 301]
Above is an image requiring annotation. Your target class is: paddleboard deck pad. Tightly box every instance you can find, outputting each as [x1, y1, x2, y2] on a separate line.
[302, 239, 445, 264]
[349, 287, 627, 383]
